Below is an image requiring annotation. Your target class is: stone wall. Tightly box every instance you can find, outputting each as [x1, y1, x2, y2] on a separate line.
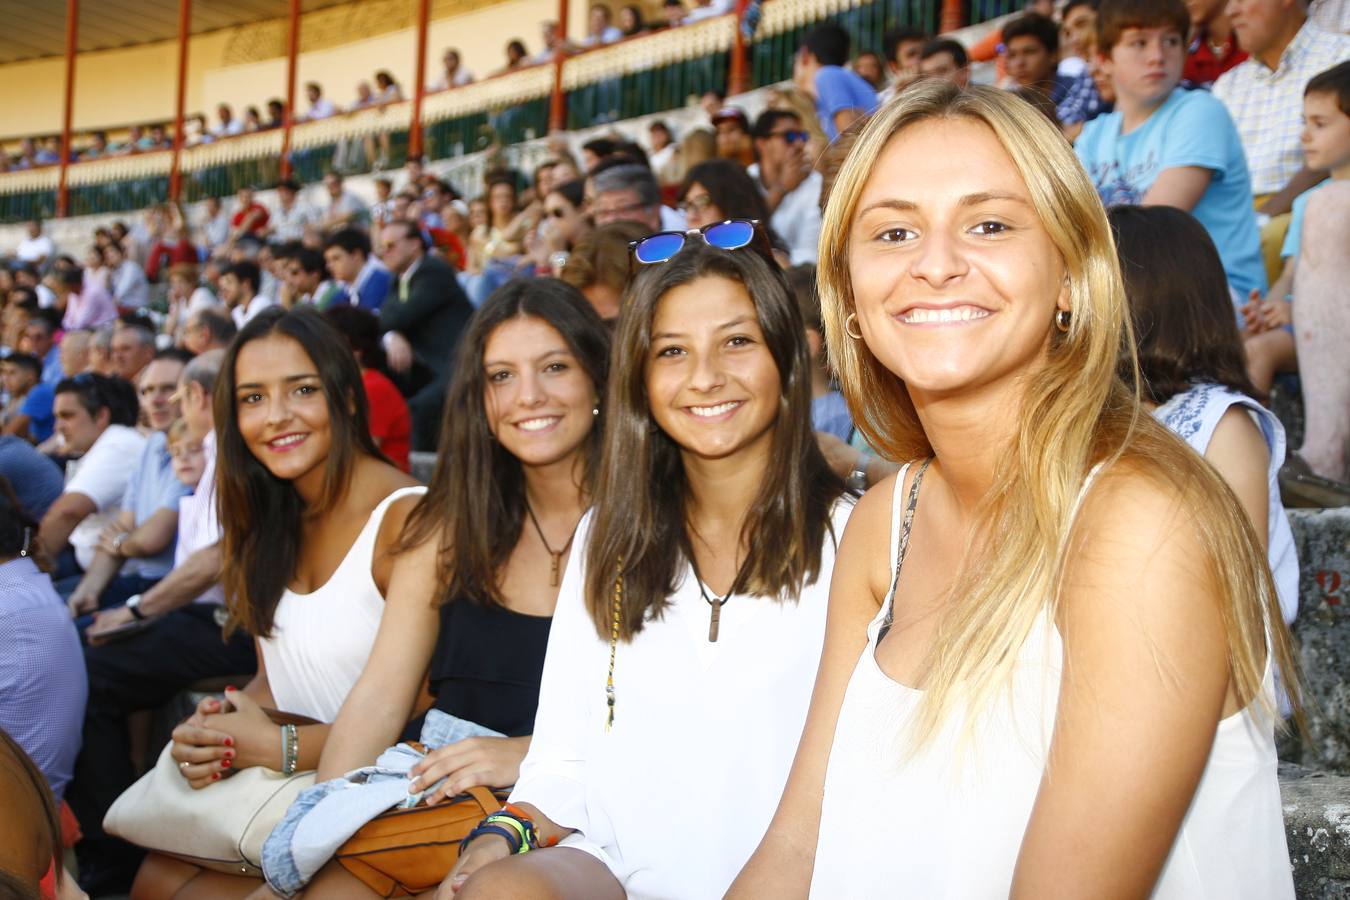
[1288, 508, 1350, 774]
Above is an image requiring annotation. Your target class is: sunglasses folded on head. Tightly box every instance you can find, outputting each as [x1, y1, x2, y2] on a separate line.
[629, 219, 761, 265]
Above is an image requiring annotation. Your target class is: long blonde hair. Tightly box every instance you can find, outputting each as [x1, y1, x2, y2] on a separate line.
[817, 81, 1302, 746]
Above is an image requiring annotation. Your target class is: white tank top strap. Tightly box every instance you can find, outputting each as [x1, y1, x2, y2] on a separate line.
[885, 462, 914, 593]
[353, 485, 426, 575]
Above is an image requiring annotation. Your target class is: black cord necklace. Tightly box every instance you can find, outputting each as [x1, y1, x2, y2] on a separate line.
[524, 501, 580, 587]
[688, 554, 740, 642]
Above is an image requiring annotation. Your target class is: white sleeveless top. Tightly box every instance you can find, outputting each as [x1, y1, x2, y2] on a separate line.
[810, 464, 1293, 899]
[1154, 381, 1299, 625]
[259, 486, 425, 723]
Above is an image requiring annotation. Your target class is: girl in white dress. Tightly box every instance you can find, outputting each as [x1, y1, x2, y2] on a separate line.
[731, 82, 1302, 899]
[447, 235, 851, 899]
[133, 306, 422, 898]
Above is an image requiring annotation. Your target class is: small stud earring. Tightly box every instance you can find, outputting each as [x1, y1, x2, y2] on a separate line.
[1055, 308, 1071, 333]
[592, 405, 600, 417]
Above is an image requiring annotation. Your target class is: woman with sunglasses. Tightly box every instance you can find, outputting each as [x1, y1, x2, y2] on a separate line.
[443, 222, 849, 899]
[535, 179, 590, 274]
[678, 161, 790, 267]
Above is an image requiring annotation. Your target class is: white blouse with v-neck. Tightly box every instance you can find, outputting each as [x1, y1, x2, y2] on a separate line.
[259, 486, 425, 723]
[511, 498, 854, 900]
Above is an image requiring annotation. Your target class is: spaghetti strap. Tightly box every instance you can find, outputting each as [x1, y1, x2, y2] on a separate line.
[886, 462, 913, 582]
[880, 458, 931, 638]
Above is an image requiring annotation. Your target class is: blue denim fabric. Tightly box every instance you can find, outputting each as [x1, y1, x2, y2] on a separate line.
[261, 710, 503, 897]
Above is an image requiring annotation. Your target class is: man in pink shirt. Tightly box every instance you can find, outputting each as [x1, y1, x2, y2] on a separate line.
[58, 266, 117, 332]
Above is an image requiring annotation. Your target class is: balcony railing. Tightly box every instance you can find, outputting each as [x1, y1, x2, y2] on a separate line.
[0, 0, 1016, 223]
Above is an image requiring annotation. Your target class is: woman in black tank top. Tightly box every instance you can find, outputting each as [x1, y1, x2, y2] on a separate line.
[301, 278, 610, 895]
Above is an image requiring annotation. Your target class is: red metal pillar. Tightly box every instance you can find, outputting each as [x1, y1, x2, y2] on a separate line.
[547, 0, 569, 132]
[56, 0, 79, 218]
[940, 0, 963, 35]
[279, 0, 301, 178]
[408, 0, 431, 159]
[729, 0, 750, 96]
[168, 0, 191, 202]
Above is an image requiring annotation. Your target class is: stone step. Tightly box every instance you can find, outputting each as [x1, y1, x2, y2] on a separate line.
[1281, 764, 1350, 897]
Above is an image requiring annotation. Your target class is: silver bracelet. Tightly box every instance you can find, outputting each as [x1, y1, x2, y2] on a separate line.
[281, 724, 299, 775]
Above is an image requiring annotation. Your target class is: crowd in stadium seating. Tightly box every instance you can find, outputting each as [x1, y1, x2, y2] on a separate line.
[0, 0, 742, 172]
[0, 0, 1347, 897]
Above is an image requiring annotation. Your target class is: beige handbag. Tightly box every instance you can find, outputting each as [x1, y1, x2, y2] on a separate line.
[104, 716, 317, 876]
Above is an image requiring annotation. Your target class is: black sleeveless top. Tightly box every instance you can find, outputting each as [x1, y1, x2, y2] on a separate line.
[407, 596, 553, 740]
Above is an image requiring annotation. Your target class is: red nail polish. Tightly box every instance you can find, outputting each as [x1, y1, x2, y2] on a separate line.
[221, 758, 232, 769]
[223, 737, 234, 747]
[224, 749, 234, 759]
[212, 772, 221, 781]
[224, 685, 236, 692]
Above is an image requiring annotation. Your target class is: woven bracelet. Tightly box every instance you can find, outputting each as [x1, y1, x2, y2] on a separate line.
[460, 822, 523, 855]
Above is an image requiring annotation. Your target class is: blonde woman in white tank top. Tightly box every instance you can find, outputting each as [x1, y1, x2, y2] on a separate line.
[134, 307, 424, 899]
[731, 82, 1300, 898]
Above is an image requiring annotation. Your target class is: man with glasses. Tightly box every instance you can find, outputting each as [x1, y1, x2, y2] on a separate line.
[749, 110, 822, 265]
[586, 162, 668, 231]
[64, 349, 193, 617]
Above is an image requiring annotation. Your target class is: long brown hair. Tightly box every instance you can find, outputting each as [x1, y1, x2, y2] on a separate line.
[1108, 205, 1261, 403]
[583, 242, 844, 640]
[215, 306, 383, 638]
[399, 279, 610, 606]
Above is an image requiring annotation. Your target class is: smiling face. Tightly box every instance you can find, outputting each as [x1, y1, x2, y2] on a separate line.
[482, 315, 597, 469]
[233, 334, 332, 493]
[1103, 26, 1185, 110]
[645, 275, 781, 463]
[847, 117, 1066, 401]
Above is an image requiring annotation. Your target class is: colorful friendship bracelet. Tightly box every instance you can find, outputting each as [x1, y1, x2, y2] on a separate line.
[460, 822, 523, 855]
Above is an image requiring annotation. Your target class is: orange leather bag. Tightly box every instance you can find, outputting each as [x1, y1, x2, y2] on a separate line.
[335, 784, 505, 897]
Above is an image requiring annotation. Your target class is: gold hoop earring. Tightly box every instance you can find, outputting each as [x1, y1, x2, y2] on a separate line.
[844, 313, 863, 341]
[1055, 309, 1071, 333]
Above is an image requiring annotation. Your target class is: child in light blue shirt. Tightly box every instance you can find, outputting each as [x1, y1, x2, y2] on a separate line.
[1074, 0, 1266, 302]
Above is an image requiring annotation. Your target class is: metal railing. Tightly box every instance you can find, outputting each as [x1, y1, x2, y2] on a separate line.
[0, 0, 1017, 223]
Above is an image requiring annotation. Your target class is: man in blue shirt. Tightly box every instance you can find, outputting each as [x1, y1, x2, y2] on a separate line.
[324, 227, 392, 312]
[23, 310, 63, 388]
[1, 353, 54, 443]
[793, 23, 878, 141]
[1075, 0, 1266, 302]
[66, 351, 191, 616]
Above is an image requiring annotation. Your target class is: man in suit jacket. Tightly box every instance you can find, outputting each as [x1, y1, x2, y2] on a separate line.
[378, 219, 473, 450]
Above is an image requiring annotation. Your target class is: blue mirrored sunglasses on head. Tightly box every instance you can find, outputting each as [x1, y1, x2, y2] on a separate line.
[629, 219, 760, 265]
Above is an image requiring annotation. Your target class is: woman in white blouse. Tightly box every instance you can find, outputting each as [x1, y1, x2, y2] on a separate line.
[446, 235, 851, 899]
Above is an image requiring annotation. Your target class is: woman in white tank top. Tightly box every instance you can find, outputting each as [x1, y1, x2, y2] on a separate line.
[134, 307, 423, 898]
[731, 82, 1301, 899]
